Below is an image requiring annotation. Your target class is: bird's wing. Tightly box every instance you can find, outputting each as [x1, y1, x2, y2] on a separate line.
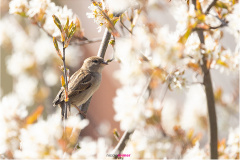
[53, 88, 64, 107]
[68, 70, 92, 97]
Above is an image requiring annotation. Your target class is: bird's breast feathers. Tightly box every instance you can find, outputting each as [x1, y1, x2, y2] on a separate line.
[69, 71, 102, 106]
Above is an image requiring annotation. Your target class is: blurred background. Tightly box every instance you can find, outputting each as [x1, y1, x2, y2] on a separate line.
[1, 0, 239, 146]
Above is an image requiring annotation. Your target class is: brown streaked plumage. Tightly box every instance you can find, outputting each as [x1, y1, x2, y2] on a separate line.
[53, 56, 108, 119]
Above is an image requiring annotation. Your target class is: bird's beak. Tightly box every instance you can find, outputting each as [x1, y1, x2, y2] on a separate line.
[101, 61, 108, 65]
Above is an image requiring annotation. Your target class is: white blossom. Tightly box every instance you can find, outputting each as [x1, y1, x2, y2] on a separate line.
[183, 142, 207, 159]
[27, 0, 52, 17]
[106, 0, 138, 13]
[6, 51, 34, 77]
[14, 114, 63, 158]
[113, 86, 147, 131]
[0, 94, 27, 154]
[43, 67, 58, 87]
[225, 127, 240, 158]
[33, 31, 55, 65]
[170, 1, 188, 34]
[71, 137, 111, 159]
[184, 32, 201, 61]
[180, 85, 207, 133]
[14, 75, 38, 106]
[123, 128, 172, 159]
[9, 0, 28, 14]
[226, 3, 240, 39]
[65, 116, 89, 130]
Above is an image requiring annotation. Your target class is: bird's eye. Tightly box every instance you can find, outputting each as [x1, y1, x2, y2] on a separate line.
[92, 60, 98, 63]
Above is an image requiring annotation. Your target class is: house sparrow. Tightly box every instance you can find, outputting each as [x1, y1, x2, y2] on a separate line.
[53, 56, 108, 119]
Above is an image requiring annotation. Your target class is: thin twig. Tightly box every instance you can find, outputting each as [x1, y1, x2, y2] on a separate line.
[205, 0, 218, 14]
[120, 18, 132, 34]
[37, 23, 102, 46]
[193, 16, 228, 31]
[71, 37, 102, 46]
[62, 43, 69, 120]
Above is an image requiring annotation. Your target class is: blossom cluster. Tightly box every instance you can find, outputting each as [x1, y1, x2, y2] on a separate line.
[9, 0, 84, 39]
[86, 0, 120, 33]
[1, 0, 84, 158]
[110, 0, 239, 158]
[1, 0, 239, 159]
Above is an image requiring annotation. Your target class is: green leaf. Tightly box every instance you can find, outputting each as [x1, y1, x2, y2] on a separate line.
[52, 15, 62, 31]
[53, 37, 59, 51]
[68, 23, 76, 39]
[53, 37, 62, 59]
[64, 17, 69, 37]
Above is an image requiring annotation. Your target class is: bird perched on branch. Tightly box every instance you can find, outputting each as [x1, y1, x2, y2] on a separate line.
[53, 56, 108, 119]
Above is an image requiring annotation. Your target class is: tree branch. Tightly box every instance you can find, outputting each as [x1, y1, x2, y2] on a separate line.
[71, 37, 102, 46]
[193, 0, 218, 159]
[111, 130, 134, 156]
[205, 0, 218, 14]
[97, 29, 111, 58]
[37, 23, 102, 46]
[197, 30, 218, 159]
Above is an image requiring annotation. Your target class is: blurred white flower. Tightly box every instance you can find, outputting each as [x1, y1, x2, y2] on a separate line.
[184, 32, 201, 61]
[27, 0, 52, 17]
[170, 1, 188, 34]
[161, 98, 179, 134]
[180, 85, 207, 133]
[14, 75, 38, 106]
[123, 128, 171, 159]
[6, 51, 34, 77]
[113, 86, 147, 131]
[43, 4, 76, 37]
[71, 137, 111, 159]
[14, 113, 63, 158]
[205, 14, 221, 28]
[226, 3, 240, 39]
[205, 33, 218, 52]
[225, 127, 240, 158]
[43, 67, 58, 87]
[0, 94, 27, 154]
[0, 93, 28, 119]
[9, 0, 28, 14]
[33, 33, 55, 65]
[97, 121, 111, 136]
[106, 0, 138, 13]
[65, 45, 82, 68]
[183, 141, 207, 159]
[65, 116, 89, 130]
[86, 1, 106, 33]
[0, 16, 33, 52]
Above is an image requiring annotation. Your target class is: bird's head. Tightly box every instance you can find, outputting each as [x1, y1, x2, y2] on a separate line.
[82, 56, 108, 72]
